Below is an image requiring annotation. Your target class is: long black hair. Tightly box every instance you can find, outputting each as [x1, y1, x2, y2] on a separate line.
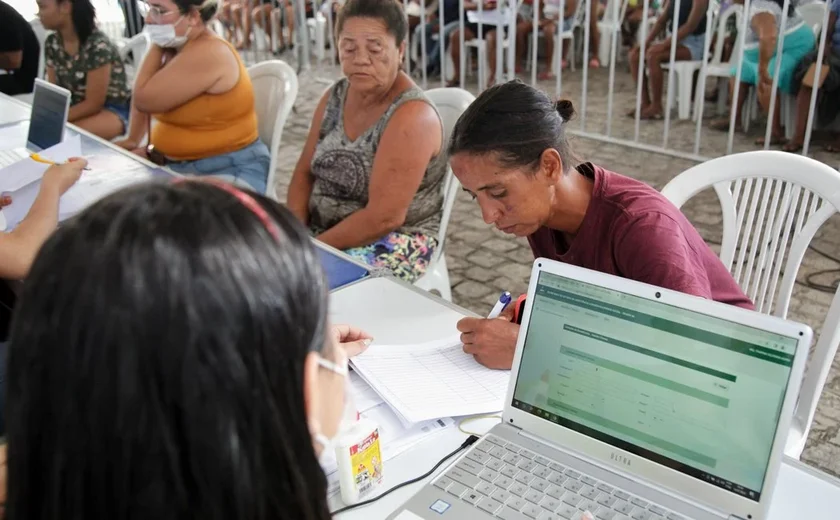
[61, 0, 97, 45]
[449, 80, 579, 173]
[6, 181, 332, 520]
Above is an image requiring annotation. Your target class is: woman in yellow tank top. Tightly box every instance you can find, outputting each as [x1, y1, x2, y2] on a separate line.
[115, 0, 270, 194]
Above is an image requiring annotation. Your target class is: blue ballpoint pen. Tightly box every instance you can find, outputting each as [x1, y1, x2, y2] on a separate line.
[487, 291, 512, 319]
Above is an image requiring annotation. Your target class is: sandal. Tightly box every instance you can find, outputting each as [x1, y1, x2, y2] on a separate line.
[755, 135, 786, 146]
[626, 107, 648, 118]
[538, 71, 555, 81]
[710, 118, 742, 132]
[640, 111, 664, 121]
[782, 141, 803, 153]
[589, 58, 601, 68]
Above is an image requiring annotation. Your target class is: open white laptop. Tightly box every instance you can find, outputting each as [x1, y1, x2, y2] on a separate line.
[390, 259, 811, 520]
[0, 79, 70, 167]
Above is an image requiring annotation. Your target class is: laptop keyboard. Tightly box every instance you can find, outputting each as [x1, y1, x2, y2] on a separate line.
[435, 435, 686, 520]
[0, 149, 28, 168]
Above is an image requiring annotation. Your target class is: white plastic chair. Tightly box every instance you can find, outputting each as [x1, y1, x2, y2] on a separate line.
[523, 0, 586, 74]
[247, 60, 299, 198]
[307, 13, 328, 61]
[692, 4, 742, 121]
[662, 3, 720, 120]
[119, 32, 151, 84]
[118, 32, 150, 62]
[660, 151, 840, 459]
[465, 0, 522, 90]
[798, 2, 827, 35]
[414, 87, 476, 301]
[595, 0, 625, 66]
[29, 18, 48, 80]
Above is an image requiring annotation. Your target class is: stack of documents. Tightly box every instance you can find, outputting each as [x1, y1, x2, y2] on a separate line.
[349, 334, 511, 425]
[322, 372, 454, 496]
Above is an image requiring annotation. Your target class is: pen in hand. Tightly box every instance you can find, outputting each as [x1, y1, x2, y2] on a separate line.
[30, 153, 91, 171]
[487, 291, 512, 319]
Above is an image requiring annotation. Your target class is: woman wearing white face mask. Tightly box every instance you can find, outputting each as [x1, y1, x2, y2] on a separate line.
[115, 0, 272, 194]
[4, 180, 371, 519]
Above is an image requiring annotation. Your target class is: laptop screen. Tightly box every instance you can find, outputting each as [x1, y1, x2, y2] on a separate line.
[27, 83, 67, 151]
[511, 271, 797, 502]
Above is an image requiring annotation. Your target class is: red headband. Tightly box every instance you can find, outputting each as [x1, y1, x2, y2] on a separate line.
[172, 177, 281, 241]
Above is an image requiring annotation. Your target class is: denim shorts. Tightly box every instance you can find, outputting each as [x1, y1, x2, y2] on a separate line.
[680, 33, 707, 61]
[103, 102, 131, 131]
[167, 139, 271, 194]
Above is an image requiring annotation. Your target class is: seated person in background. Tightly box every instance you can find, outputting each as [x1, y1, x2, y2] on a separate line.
[4, 179, 372, 518]
[447, 0, 501, 87]
[413, 0, 460, 77]
[787, 0, 840, 153]
[628, 0, 708, 120]
[288, 0, 445, 283]
[285, 0, 316, 52]
[450, 82, 753, 370]
[0, 1, 40, 96]
[116, 0, 271, 194]
[217, 0, 241, 41]
[38, 0, 132, 140]
[516, 0, 578, 79]
[710, 0, 815, 144]
[252, 0, 286, 52]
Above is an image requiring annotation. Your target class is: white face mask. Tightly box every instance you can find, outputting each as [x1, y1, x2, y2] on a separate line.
[145, 18, 190, 49]
[312, 354, 357, 465]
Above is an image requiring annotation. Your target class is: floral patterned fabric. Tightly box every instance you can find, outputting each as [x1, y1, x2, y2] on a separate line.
[44, 28, 130, 106]
[344, 232, 438, 283]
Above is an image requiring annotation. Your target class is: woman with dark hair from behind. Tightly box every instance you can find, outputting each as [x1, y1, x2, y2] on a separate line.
[451, 81, 752, 370]
[4, 180, 372, 519]
[37, 0, 132, 140]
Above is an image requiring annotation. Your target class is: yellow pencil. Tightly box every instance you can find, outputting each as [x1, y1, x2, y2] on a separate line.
[30, 153, 91, 170]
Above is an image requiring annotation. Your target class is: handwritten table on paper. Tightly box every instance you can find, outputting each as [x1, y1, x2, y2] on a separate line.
[350, 335, 511, 424]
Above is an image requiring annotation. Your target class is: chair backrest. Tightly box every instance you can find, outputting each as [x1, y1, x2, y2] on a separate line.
[798, 2, 827, 35]
[28, 18, 48, 80]
[119, 32, 150, 64]
[246, 60, 298, 198]
[424, 87, 476, 259]
[660, 151, 840, 452]
[707, 4, 742, 67]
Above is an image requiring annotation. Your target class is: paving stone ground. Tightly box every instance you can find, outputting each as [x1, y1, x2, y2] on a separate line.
[264, 59, 840, 477]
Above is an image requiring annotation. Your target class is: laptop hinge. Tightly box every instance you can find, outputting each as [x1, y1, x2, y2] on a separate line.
[727, 516, 748, 520]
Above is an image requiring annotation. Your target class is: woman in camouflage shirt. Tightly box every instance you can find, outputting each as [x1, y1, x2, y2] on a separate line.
[38, 0, 131, 140]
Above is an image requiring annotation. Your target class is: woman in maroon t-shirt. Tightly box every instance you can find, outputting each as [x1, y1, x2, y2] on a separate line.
[450, 81, 753, 370]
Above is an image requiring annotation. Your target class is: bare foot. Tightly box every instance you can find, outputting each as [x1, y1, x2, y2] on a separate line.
[710, 118, 743, 132]
[626, 105, 650, 118]
[639, 106, 664, 120]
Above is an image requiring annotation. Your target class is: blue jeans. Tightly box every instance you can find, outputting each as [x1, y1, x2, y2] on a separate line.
[167, 139, 271, 194]
[414, 20, 461, 73]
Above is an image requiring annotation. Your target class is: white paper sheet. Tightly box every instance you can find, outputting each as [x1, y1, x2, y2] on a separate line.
[349, 334, 511, 424]
[0, 101, 31, 126]
[466, 8, 514, 26]
[2, 147, 159, 229]
[0, 135, 81, 193]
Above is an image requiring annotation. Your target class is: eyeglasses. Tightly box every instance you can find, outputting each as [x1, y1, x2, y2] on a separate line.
[143, 2, 177, 22]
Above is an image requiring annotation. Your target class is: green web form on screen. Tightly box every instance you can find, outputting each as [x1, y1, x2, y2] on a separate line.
[512, 272, 796, 499]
